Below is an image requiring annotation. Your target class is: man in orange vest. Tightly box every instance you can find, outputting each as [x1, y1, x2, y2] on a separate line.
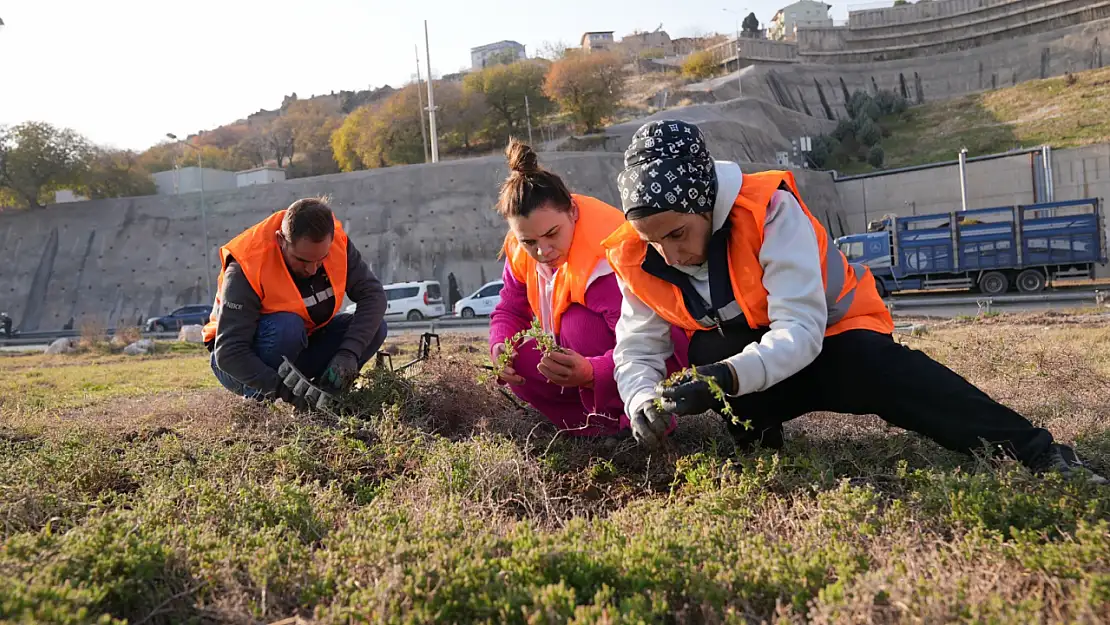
[606, 120, 1103, 483]
[203, 197, 388, 407]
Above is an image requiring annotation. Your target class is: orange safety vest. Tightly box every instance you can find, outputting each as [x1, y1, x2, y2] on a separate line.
[503, 194, 627, 334]
[603, 170, 893, 337]
[202, 210, 349, 344]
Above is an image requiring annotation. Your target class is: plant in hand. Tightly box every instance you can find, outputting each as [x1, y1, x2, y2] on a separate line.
[655, 367, 750, 429]
[479, 317, 562, 385]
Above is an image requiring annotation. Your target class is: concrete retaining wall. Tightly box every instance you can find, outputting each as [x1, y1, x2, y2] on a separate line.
[0, 152, 844, 332]
[704, 18, 1110, 119]
[799, 0, 1110, 63]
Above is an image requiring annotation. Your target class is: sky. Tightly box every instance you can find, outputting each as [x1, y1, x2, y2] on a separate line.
[0, 0, 851, 151]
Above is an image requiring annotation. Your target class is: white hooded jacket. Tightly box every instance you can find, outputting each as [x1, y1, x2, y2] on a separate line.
[611, 161, 829, 417]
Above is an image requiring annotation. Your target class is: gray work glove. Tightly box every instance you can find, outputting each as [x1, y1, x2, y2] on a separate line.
[274, 381, 309, 412]
[320, 349, 359, 393]
[657, 362, 737, 417]
[630, 401, 672, 449]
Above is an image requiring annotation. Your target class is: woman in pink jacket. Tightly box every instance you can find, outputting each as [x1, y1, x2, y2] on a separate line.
[488, 140, 690, 437]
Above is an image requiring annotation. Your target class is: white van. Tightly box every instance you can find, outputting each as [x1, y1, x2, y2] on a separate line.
[454, 280, 504, 318]
[343, 280, 446, 321]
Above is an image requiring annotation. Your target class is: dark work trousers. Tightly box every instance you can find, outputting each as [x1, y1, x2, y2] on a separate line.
[688, 325, 1054, 464]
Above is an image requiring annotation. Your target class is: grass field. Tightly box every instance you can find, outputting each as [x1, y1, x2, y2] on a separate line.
[1, 317, 1109, 624]
[841, 65, 1110, 173]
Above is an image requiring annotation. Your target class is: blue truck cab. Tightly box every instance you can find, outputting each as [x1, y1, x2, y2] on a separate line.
[834, 198, 1106, 297]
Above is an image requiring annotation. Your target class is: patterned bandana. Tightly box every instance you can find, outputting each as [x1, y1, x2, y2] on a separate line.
[616, 120, 718, 220]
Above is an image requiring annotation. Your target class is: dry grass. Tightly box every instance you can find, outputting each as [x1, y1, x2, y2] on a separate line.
[1, 314, 1108, 624]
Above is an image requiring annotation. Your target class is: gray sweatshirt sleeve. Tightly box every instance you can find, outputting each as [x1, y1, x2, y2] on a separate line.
[211, 261, 282, 394]
[723, 189, 827, 396]
[337, 239, 387, 358]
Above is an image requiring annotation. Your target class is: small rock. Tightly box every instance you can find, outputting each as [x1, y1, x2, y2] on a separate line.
[910, 323, 929, 337]
[123, 339, 156, 356]
[44, 337, 76, 355]
[178, 324, 204, 343]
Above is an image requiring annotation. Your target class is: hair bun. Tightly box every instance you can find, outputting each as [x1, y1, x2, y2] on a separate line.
[506, 139, 539, 175]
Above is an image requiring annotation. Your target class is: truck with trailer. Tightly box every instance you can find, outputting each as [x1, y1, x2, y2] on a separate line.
[833, 198, 1106, 297]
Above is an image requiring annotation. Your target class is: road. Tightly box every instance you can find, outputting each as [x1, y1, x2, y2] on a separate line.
[3, 288, 1105, 353]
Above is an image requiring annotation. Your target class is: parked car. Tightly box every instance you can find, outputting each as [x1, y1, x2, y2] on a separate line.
[345, 281, 446, 321]
[145, 305, 212, 332]
[454, 280, 503, 318]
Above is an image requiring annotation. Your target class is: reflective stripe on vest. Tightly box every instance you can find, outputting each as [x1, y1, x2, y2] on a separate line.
[503, 194, 626, 334]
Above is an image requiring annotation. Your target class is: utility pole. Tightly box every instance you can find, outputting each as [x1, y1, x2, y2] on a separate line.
[415, 45, 430, 164]
[524, 96, 534, 145]
[424, 20, 440, 163]
[166, 133, 212, 303]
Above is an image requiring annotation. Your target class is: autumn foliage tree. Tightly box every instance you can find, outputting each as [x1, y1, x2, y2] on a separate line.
[464, 61, 551, 144]
[273, 100, 343, 176]
[79, 149, 156, 199]
[681, 50, 718, 80]
[544, 52, 627, 133]
[331, 85, 426, 171]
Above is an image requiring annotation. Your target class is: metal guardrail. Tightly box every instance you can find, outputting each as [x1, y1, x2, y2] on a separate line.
[0, 317, 491, 348]
[888, 290, 1102, 309]
[4, 291, 1105, 349]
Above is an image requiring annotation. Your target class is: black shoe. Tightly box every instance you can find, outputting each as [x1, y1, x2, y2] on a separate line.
[1028, 444, 1108, 485]
[727, 420, 785, 451]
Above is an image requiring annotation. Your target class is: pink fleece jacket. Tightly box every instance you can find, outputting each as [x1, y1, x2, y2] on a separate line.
[490, 261, 689, 436]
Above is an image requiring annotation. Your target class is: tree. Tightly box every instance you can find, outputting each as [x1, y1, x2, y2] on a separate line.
[544, 52, 627, 134]
[681, 50, 717, 80]
[329, 85, 426, 171]
[274, 100, 342, 177]
[742, 12, 760, 35]
[537, 40, 570, 61]
[79, 149, 156, 199]
[0, 122, 92, 208]
[855, 117, 882, 148]
[868, 144, 885, 168]
[464, 61, 550, 144]
[847, 90, 881, 122]
[893, 0, 909, 5]
[436, 80, 490, 153]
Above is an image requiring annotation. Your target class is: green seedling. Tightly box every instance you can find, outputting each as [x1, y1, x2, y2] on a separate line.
[654, 367, 750, 430]
[478, 317, 563, 385]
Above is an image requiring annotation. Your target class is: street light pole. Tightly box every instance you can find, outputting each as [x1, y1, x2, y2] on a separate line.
[723, 8, 746, 98]
[167, 133, 213, 304]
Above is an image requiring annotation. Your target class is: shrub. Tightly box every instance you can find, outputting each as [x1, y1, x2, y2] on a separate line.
[868, 144, 886, 167]
[681, 51, 718, 80]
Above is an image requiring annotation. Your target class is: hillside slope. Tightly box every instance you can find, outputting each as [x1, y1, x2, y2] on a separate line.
[878, 65, 1110, 170]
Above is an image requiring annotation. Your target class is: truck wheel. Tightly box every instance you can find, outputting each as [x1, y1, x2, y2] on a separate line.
[1016, 269, 1046, 294]
[979, 271, 1009, 296]
[874, 280, 889, 298]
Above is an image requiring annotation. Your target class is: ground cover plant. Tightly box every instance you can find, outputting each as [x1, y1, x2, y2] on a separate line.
[0, 317, 1108, 624]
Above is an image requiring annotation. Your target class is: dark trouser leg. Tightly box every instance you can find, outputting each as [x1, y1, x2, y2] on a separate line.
[211, 312, 308, 398]
[688, 325, 802, 449]
[293, 313, 389, 381]
[811, 330, 1054, 464]
[689, 325, 1054, 463]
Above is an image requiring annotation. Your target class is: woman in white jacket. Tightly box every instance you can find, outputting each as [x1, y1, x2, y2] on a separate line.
[603, 119, 1103, 484]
